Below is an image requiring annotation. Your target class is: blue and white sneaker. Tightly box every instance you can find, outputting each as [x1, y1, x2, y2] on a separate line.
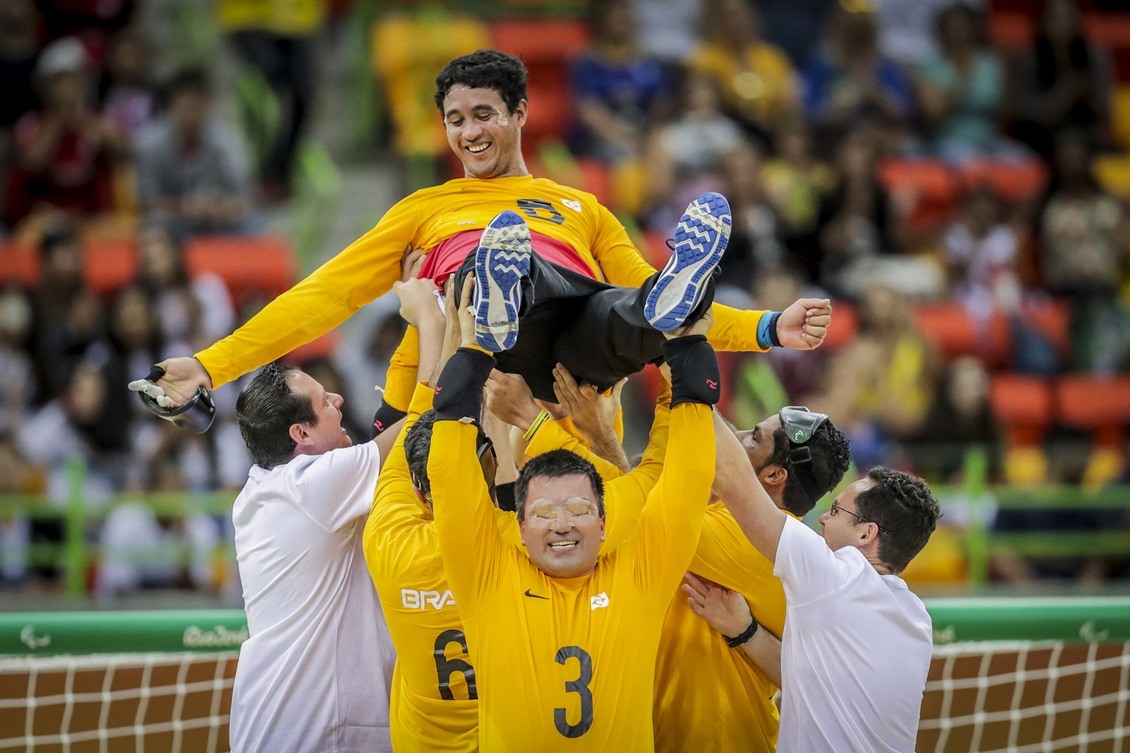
[644, 192, 732, 333]
[473, 210, 532, 352]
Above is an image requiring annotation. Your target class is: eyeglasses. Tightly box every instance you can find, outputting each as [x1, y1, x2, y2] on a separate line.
[829, 502, 891, 534]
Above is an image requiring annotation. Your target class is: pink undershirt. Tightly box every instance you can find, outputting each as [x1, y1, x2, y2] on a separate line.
[417, 229, 599, 286]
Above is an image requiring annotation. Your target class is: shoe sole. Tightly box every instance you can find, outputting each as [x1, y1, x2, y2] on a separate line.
[644, 192, 732, 332]
[474, 210, 532, 352]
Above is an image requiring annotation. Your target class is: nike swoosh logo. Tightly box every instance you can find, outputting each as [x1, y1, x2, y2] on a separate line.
[524, 589, 549, 600]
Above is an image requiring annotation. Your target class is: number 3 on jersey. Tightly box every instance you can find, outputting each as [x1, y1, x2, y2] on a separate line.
[554, 645, 593, 738]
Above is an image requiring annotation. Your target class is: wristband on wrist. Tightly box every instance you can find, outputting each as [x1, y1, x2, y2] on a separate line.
[434, 347, 495, 421]
[662, 335, 721, 407]
[522, 409, 552, 440]
[756, 311, 783, 349]
[724, 619, 759, 648]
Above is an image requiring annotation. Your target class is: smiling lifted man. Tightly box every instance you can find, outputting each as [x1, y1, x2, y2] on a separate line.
[128, 50, 829, 433]
[427, 278, 719, 751]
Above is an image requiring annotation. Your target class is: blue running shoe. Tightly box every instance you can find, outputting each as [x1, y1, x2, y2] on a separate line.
[473, 210, 532, 352]
[644, 192, 731, 332]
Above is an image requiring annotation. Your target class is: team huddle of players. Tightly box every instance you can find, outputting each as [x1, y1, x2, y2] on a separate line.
[130, 49, 941, 753]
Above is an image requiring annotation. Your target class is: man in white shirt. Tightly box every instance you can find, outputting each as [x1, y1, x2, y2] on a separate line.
[702, 409, 941, 753]
[228, 357, 405, 753]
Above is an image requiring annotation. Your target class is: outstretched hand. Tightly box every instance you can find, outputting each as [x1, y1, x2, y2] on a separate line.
[484, 369, 540, 431]
[776, 298, 832, 350]
[552, 365, 624, 441]
[392, 277, 442, 329]
[681, 572, 752, 639]
[127, 357, 212, 409]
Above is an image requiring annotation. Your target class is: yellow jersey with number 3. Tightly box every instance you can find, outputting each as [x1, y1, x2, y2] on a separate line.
[429, 403, 714, 752]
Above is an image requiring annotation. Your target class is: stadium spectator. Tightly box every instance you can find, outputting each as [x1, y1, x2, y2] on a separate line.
[135, 68, 254, 239]
[642, 72, 744, 230]
[0, 433, 42, 586]
[96, 455, 220, 600]
[1010, 0, 1113, 157]
[876, 0, 978, 66]
[809, 282, 935, 468]
[5, 37, 124, 230]
[801, 6, 915, 144]
[812, 127, 896, 295]
[136, 223, 234, 347]
[761, 118, 837, 267]
[758, 0, 834, 66]
[629, 0, 703, 67]
[426, 290, 717, 749]
[217, 0, 325, 200]
[716, 142, 784, 298]
[99, 27, 157, 145]
[0, 0, 43, 217]
[226, 359, 400, 753]
[689, 0, 799, 146]
[569, 0, 673, 165]
[944, 184, 1020, 322]
[1035, 128, 1130, 373]
[0, 288, 36, 432]
[916, 2, 1019, 163]
[695, 458, 941, 753]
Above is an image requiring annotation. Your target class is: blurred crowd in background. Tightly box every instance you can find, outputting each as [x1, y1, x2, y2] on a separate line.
[1, 0, 1129, 599]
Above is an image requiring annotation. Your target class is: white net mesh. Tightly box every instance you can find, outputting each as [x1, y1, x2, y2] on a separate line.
[2, 641, 1129, 752]
[918, 640, 1130, 752]
[0, 652, 237, 753]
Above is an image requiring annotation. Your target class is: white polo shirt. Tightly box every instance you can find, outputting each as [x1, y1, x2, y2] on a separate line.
[230, 442, 395, 753]
[773, 516, 932, 753]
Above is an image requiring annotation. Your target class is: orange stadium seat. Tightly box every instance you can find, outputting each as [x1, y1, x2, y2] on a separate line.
[82, 239, 138, 295]
[821, 301, 858, 350]
[640, 230, 670, 269]
[958, 159, 1047, 204]
[877, 159, 960, 231]
[287, 331, 342, 364]
[184, 235, 297, 304]
[1022, 299, 1071, 361]
[914, 303, 1010, 366]
[1054, 375, 1130, 446]
[0, 242, 39, 288]
[990, 374, 1053, 446]
[491, 19, 589, 150]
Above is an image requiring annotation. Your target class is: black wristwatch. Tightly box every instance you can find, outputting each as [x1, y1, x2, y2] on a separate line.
[724, 619, 759, 648]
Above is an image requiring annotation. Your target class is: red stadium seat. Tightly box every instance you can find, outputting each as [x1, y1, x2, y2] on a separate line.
[287, 331, 342, 364]
[1022, 299, 1071, 361]
[640, 230, 671, 269]
[0, 242, 39, 289]
[83, 239, 139, 296]
[1054, 375, 1130, 446]
[958, 159, 1047, 204]
[990, 374, 1053, 446]
[914, 303, 1010, 366]
[184, 235, 297, 304]
[491, 19, 589, 150]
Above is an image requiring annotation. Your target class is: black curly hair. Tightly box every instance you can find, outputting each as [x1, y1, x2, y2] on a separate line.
[766, 421, 852, 517]
[434, 50, 528, 115]
[854, 467, 941, 573]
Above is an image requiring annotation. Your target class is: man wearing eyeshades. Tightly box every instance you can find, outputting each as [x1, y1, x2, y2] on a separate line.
[426, 288, 719, 751]
[691, 421, 942, 753]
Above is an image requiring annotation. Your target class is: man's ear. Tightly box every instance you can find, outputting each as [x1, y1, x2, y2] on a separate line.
[758, 463, 788, 492]
[289, 422, 312, 447]
[512, 99, 528, 128]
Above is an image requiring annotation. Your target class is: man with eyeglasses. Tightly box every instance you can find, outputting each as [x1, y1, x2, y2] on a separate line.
[425, 285, 719, 751]
[691, 424, 942, 753]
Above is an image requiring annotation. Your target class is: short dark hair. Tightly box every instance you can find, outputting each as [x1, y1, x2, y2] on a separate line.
[514, 450, 605, 522]
[236, 363, 316, 469]
[767, 421, 852, 516]
[404, 409, 491, 495]
[854, 467, 941, 573]
[434, 50, 528, 115]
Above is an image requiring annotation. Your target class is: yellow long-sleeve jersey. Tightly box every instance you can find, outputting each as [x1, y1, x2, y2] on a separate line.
[429, 403, 715, 752]
[364, 383, 673, 751]
[194, 175, 766, 391]
[653, 503, 792, 753]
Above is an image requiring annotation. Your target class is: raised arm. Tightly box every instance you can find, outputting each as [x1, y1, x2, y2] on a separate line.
[712, 413, 787, 563]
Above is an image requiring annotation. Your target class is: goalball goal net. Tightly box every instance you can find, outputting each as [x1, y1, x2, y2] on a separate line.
[0, 598, 1127, 753]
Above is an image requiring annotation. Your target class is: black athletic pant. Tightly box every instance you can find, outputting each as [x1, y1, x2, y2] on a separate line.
[452, 250, 715, 403]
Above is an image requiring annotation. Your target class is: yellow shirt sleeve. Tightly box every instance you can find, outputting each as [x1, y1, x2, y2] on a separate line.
[620, 403, 715, 612]
[430, 420, 509, 621]
[195, 196, 421, 388]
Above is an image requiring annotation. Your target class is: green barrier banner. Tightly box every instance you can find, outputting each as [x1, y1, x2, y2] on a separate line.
[0, 610, 248, 655]
[2, 598, 1129, 656]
